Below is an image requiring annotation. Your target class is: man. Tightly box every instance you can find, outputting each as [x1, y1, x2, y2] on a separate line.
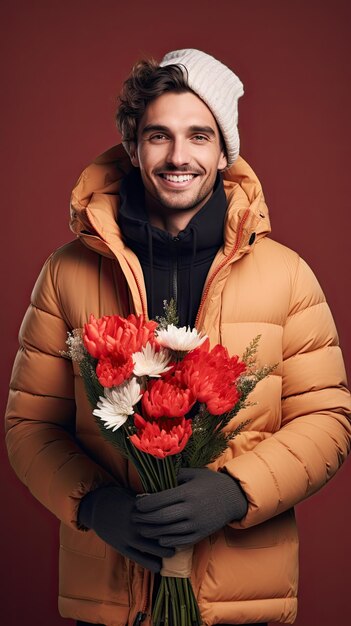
[5, 49, 351, 626]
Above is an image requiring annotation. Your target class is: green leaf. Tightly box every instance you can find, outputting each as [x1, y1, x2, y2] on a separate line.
[156, 298, 179, 329]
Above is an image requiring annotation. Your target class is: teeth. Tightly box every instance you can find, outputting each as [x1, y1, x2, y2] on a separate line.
[163, 174, 194, 182]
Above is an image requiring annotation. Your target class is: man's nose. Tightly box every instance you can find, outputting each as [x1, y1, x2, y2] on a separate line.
[166, 138, 190, 168]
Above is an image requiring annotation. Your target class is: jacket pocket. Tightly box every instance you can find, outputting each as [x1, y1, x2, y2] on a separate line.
[224, 508, 298, 548]
[60, 522, 106, 558]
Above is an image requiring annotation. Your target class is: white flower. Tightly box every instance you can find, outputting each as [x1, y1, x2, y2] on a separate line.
[132, 342, 172, 377]
[93, 378, 142, 431]
[156, 324, 208, 352]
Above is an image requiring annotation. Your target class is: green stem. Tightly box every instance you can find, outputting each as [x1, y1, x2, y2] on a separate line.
[165, 454, 178, 488]
[170, 582, 178, 626]
[183, 578, 191, 624]
[175, 577, 187, 626]
[164, 577, 170, 626]
[156, 457, 167, 491]
[129, 443, 158, 492]
[142, 451, 163, 492]
[152, 577, 164, 625]
[170, 577, 180, 626]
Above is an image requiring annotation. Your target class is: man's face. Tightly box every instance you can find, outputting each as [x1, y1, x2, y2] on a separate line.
[130, 91, 227, 213]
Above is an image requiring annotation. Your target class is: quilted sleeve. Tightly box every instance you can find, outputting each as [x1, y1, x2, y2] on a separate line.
[223, 256, 351, 528]
[5, 253, 113, 529]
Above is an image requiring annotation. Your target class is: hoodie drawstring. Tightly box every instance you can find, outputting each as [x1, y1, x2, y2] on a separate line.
[146, 223, 155, 320]
[187, 225, 198, 327]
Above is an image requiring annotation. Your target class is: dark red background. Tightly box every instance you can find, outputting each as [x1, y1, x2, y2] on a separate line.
[1, 1, 350, 625]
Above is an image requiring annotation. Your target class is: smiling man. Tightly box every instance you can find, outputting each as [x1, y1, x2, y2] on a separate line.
[5, 49, 351, 626]
[130, 91, 227, 231]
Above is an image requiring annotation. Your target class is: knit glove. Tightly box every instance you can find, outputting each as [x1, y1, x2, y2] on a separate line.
[133, 467, 248, 547]
[78, 485, 175, 572]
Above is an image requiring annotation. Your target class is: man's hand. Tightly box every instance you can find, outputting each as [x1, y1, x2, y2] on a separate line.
[78, 485, 175, 572]
[133, 467, 248, 547]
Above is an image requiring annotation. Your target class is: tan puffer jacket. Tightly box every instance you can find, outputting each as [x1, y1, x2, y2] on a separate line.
[5, 145, 351, 626]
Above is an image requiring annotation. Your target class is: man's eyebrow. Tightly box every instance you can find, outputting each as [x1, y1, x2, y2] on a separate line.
[141, 124, 169, 135]
[141, 124, 217, 137]
[188, 125, 216, 136]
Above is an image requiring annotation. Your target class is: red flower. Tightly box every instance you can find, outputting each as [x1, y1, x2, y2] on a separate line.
[83, 313, 158, 359]
[173, 354, 213, 403]
[104, 314, 158, 356]
[142, 377, 196, 419]
[83, 315, 111, 358]
[209, 345, 246, 382]
[96, 353, 134, 388]
[130, 415, 192, 458]
[83, 313, 159, 386]
[176, 342, 246, 415]
[204, 379, 241, 414]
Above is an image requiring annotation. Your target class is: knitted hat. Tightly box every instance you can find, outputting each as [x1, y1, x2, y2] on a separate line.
[160, 49, 244, 167]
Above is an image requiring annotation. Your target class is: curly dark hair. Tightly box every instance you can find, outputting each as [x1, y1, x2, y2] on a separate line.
[116, 59, 190, 150]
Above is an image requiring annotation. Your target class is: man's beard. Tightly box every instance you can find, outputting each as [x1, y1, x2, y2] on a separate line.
[150, 186, 212, 212]
[148, 167, 215, 213]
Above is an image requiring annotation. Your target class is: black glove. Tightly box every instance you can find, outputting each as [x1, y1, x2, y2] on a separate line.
[78, 485, 175, 572]
[133, 467, 248, 547]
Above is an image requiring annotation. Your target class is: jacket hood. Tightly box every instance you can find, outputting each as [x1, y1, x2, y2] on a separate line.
[70, 144, 271, 260]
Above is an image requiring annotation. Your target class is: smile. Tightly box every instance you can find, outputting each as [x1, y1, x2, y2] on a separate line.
[159, 173, 197, 185]
[161, 173, 196, 182]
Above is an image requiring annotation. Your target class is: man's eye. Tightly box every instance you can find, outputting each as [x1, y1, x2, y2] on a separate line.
[193, 135, 208, 142]
[150, 134, 168, 141]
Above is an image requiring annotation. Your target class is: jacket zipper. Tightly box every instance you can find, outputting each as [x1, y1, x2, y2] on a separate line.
[195, 209, 250, 328]
[132, 568, 150, 626]
[132, 611, 147, 626]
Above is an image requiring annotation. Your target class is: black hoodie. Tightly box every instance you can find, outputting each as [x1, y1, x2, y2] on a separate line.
[118, 168, 228, 327]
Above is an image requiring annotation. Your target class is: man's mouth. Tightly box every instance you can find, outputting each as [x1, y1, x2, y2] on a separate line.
[159, 173, 197, 183]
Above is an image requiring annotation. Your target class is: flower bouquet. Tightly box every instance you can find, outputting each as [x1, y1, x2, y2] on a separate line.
[65, 302, 274, 626]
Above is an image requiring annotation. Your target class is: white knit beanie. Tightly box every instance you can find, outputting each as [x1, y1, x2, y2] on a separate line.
[160, 49, 244, 167]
